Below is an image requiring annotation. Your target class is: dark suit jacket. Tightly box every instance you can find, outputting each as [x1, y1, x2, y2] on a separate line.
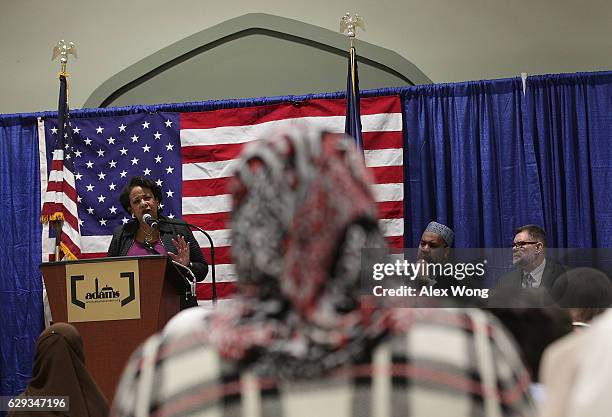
[107, 216, 209, 309]
[496, 260, 567, 289]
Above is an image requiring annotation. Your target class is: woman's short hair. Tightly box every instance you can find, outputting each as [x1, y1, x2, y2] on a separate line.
[119, 176, 163, 213]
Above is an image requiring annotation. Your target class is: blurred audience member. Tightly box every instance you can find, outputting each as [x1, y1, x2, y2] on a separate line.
[484, 288, 573, 382]
[539, 309, 612, 417]
[550, 267, 612, 332]
[8, 323, 108, 417]
[569, 307, 607, 329]
[111, 125, 534, 417]
[550, 267, 612, 309]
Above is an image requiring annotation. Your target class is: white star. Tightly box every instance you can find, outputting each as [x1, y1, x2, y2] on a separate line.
[153, 131, 162, 140]
[72, 126, 81, 134]
[64, 133, 68, 139]
[65, 154, 71, 160]
[154, 155, 162, 163]
[77, 196, 82, 203]
[119, 147, 128, 156]
[168, 213, 175, 219]
[107, 137, 116, 145]
[97, 195, 106, 203]
[131, 157, 139, 165]
[166, 166, 174, 174]
[109, 182, 117, 191]
[84, 138, 92, 146]
[98, 172, 106, 181]
[131, 134, 139, 143]
[78, 219, 84, 226]
[164, 119, 173, 127]
[120, 170, 127, 178]
[118, 124, 127, 132]
[142, 144, 151, 153]
[108, 160, 117, 168]
[142, 121, 150, 129]
[97, 149, 105, 157]
[99, 218, 107, 226]
[85, 161, 94, 169]
[51, 127, 58, 135]
[166, 189, 174, 198]
[159, 203, 164, 209]
[165, 143, 174, 151]
[87, 207, 94, 215]
[96, 126, 104, 134]
[143, 168, 152, 176]
[121, 217, 129, 224]
[155, 179, 163, 187]
[109, 206, 118, 214]
[74, 150, 82, 158]
[75, 173, 83, 181]
[65, 143, 70, 149]
[86, 184, 94, 192]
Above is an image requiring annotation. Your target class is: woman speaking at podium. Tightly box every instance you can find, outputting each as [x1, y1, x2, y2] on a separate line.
[106, 176, 208, 307]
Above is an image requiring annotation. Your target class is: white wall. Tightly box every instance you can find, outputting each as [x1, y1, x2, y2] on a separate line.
[1, 0, 611, 113]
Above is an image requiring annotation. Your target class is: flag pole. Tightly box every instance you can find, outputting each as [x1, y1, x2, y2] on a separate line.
[340, 13, 366, 152]
[48, 40, 77, 260]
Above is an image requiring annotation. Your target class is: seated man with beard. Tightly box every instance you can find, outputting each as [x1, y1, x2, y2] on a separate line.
[414, 221, 455, 289]
[413, 222, 487, 305]
[496, 225, 566, 290]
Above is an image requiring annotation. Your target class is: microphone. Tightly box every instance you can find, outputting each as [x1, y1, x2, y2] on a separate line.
[142, 213, 159, 229]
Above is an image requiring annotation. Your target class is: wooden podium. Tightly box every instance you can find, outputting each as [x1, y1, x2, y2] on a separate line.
[40, 255, 186, 402]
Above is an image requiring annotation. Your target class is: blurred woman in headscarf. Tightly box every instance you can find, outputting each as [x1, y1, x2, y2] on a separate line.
[9, 322, 108, 417]
[112, 124, 534, 417]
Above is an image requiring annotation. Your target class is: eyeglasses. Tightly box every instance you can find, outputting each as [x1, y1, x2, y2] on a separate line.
[512, 241, 540, 248]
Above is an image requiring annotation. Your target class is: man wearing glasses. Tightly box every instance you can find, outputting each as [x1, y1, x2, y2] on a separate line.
[496, 224, 566, 289]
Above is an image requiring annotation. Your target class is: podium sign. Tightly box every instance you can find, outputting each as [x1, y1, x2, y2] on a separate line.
[66, 260, 141, 322]
[41, 255, 184, 401]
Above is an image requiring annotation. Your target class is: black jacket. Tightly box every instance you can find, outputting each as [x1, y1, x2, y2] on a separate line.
[496, 260, 567, 289]
[106, 216, 208, 282]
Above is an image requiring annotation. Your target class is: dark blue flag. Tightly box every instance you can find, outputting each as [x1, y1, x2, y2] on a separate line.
[345, 46, 364, 151]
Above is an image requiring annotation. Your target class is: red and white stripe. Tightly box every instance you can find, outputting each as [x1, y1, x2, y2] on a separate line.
[180, 96, 404, 300]
[40, 146, 82, 259]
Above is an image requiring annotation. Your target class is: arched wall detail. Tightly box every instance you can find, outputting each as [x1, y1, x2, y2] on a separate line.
[85, 13, 431, 108]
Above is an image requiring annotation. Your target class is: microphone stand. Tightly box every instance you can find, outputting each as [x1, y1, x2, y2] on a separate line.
[142, 240, 197, 303]
[170, 259, 198, 303]
[158, 218, 217, 305]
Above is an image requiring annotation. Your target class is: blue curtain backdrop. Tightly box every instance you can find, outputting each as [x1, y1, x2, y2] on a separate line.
[402, 78, 544, 248]
[524, 72, 612, 248]
[0, 115, 44, 400]
[1, 70, 612, 397]
[402, 71, 612, 248]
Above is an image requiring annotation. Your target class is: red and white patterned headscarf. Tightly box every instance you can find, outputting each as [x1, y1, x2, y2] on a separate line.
[205, 124, 390, 377]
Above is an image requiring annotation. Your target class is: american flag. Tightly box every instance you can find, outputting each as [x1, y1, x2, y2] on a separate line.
[41, 95, 404, 300]
[40, 74, 82, 260]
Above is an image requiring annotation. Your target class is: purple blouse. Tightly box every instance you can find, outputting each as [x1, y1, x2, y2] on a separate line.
[127, 239, 167, 256]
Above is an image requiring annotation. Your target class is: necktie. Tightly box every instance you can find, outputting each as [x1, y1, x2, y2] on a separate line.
[524, 273, 535, 288]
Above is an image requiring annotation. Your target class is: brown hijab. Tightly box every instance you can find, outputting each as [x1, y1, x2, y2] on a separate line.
[9, 323, 108, 417]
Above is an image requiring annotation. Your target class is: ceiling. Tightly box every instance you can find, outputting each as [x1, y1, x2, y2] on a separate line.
[1, 0, 610, 113]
